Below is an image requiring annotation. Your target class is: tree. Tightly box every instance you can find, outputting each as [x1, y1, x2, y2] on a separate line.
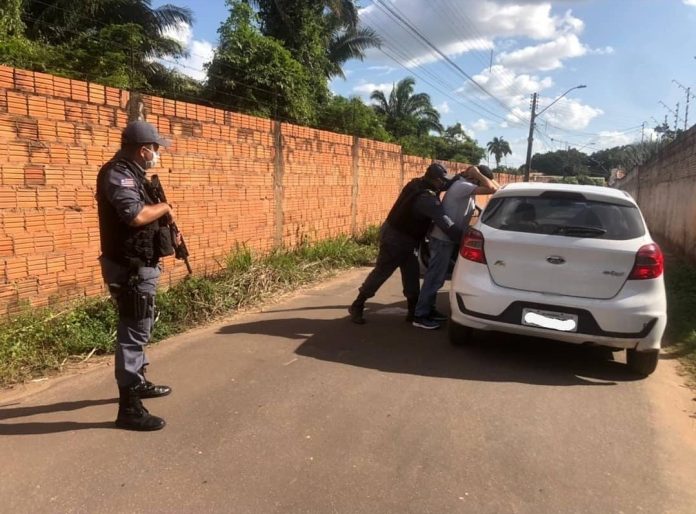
[370, 77, 443, 139]
[434, 123, 485, 163]
[205, 1, 315, 124]
[317, 95, 391, 141]
[1, 0, 195, 91]
[253, 0, 380, 81]
[486, 136, 512, 169]
[531, 149, 590, 176]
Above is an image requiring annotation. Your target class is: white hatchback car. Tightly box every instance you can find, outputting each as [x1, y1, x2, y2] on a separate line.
[448, 183, 667, 376]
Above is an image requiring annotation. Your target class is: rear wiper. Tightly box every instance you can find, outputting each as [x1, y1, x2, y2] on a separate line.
[553, 225, 607, 236]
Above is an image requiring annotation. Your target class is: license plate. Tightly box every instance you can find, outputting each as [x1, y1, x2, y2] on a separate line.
[522, 308, 578, 332]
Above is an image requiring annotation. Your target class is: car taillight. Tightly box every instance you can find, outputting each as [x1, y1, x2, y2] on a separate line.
[628, 243, 664, 280]
[460, 228, 487, 264]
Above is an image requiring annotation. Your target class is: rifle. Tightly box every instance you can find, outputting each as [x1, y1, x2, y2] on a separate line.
[149, 175, 193, 274]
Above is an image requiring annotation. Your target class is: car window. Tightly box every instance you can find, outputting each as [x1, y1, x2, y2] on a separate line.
[481, 195, 646, 240]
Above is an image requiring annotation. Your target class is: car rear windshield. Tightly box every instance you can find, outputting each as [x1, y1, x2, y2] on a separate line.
[481, 194, 646, 240]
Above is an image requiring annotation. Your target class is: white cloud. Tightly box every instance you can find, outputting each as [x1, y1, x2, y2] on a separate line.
[367, 65, 396, 75]
[684, 0, 696, 6]
[464, 64, 554, 108]
[537, 96, 603, 130]
[353, 82, 392, 98]
[472, 118, 490, 131]
[590, 46, 615, 55]
[161, 22, 214, 82]
[498, 34, 587, 71]
[438, 101, 451, 114]
[359, 1, 586, 69]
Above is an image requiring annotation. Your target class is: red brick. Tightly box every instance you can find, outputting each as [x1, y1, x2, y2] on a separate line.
[65, 102, 82, 122]
[7, 91, 28, 116]
[14, 69, 34, 93]
[53, 77, 71, 99]
[0, 233, 13, 257]
[37, 119, 56, 141]
[7, 142, 29, 162]
[46, 98, 66, 121]
[15, 118, 38, 140]
[0, 65, 13, 89]
[37, 188, 58, 207]
[28, 96, 48, 119]
[17, 188, 37, 209]
[34, 72, 54, 96]
[88, 83, 105, 105]
[105, 87, 121, 107]
[71, 80, 89, 102]
[5, 256, 28, 281]
[24, 165, 46, 186]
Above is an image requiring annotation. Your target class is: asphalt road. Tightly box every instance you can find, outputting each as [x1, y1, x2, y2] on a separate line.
[1, 268, 695, 514]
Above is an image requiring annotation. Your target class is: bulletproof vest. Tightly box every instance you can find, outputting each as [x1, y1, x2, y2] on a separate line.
[96, 158, 160, 268]
[386, 178, 436, 240]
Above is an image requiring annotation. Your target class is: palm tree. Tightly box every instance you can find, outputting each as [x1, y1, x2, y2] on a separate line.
[252, 0, 380, 79]
[371, 77, 443, 138]
[21, 0, 194, 86]
[487, 137, 512, 169]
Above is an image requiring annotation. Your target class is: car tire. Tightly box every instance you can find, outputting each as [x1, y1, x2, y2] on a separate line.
[448, 318, 473, 346]
[626, 349, 659, 376]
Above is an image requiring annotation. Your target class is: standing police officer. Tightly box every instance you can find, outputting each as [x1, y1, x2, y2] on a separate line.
[97, 121, 176, 431]
[348, 163, 463, 324]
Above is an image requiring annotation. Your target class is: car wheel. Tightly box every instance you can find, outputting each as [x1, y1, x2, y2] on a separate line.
[626, 349, 659, 376]
[448, 318, 473, 346]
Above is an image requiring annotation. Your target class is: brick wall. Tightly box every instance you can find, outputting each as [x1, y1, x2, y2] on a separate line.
[0, 66, 520, 316]
[615, 126, 696, 261]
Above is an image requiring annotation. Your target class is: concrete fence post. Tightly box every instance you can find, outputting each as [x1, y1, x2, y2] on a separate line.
[273, 120, 285, 247]
[351, 135, 360, 235]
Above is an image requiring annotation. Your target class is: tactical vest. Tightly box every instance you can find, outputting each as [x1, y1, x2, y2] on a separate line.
[96, 158, 160, 268]
[385, 178, 436, 240]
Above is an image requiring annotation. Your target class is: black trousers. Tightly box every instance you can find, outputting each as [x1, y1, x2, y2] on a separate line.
[358, 224, 420, 302]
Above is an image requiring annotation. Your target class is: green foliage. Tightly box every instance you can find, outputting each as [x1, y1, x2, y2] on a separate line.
[317, 95, 391, 141]
[486, 136, 512, 168]
[435, 123, 485, 163]
[371, 77, 443, 138]
[0, 229, 379, 386]
[1, 0, 195, 92]
[664, 257, 696, 380]
[206, 1, 316, 124]
[531, 148, 591, 176]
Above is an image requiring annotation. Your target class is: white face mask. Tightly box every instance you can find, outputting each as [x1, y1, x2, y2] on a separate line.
[143, 146, 160, 169]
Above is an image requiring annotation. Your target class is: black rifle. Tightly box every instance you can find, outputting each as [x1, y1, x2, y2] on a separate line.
[149, 175, 193, 274]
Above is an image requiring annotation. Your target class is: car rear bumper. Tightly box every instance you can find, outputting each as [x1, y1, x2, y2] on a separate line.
[449, 260, 667, 351]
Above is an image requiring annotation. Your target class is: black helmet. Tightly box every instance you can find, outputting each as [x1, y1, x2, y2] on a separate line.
[425, 162, 448, 181]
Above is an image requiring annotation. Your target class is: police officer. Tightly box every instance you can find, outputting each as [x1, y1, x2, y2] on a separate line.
[96, 121, 176, 431]
[348, 163, 463, 324]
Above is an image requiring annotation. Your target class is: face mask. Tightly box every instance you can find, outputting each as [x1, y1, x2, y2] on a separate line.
[143, 146, 160, 169]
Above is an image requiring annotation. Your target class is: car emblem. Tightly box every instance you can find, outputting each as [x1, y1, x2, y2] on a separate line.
[546, 256, 566, 265]
[603, 270, 625, 277]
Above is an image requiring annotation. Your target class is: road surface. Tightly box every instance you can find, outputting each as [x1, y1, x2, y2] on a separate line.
[1, 269, 695, 513]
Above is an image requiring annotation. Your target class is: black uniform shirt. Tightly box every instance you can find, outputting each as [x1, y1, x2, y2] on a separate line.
[100, 157, 146, 225]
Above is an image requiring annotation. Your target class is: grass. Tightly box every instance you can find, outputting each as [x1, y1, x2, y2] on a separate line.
[0, 229, 379, 387]
[663, 255, 696, 380]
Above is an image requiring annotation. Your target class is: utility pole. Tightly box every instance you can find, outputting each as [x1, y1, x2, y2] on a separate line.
[675, 102, 680, 132]
[524, 93, 538, 182]
[641, 122, 645, 144]
[672, 79, 695, 129]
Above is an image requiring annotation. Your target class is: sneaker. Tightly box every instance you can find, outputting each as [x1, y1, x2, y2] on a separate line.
[412, 317, 441, 330]
[348, 302, 366, 324]
[429, 309, 448, 321]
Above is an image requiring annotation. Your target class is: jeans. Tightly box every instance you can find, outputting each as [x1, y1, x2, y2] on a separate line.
[414, 237, 455, 318]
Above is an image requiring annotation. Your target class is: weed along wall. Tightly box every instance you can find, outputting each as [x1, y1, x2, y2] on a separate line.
[616, 126, 696, 262]
[0, 65, 520, 316]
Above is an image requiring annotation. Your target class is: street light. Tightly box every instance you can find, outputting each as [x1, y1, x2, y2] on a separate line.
[524, 85, 587, 181]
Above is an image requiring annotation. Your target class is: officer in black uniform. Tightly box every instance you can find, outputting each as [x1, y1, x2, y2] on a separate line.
[96, 121, 177, 431]
[348, 162, 463, 324]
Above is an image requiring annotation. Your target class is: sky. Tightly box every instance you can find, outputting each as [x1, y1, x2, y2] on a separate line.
[154, 0, 696, 167]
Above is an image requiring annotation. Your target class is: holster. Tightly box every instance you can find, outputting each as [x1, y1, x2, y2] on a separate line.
[115, 284, 153, 321]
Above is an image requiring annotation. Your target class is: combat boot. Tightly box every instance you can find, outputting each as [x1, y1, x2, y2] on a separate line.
[135, 366, 172, 399]
[116, 386, 166, 431]
[348, 294, 367, 324]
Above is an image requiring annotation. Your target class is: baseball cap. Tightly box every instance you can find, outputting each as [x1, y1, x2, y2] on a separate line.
[121, 120, 171, 147]
[425, 162, 448, 181]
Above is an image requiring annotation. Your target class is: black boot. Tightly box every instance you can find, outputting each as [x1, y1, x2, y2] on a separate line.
[135, 366, 172, 399]
[406, 298, 417, 322]
[348, 295, 367, 324]
[116, 386, 166, 431]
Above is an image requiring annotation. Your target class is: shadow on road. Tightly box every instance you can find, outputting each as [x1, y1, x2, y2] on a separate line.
[220, 298, 642, 387]
[0, 398, 118, 435]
